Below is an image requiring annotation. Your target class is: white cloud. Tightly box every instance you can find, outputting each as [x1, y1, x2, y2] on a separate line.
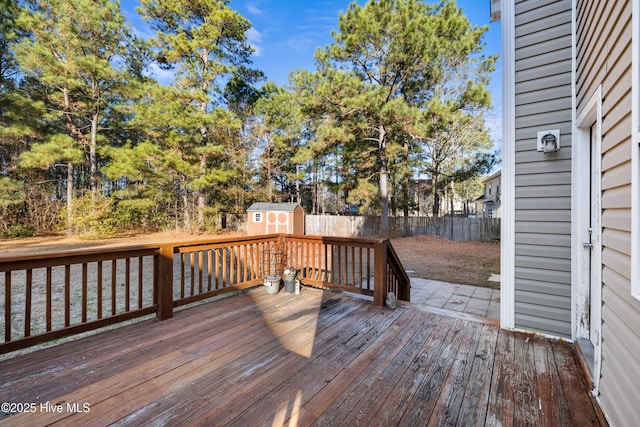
[287, 30, 328, 54]
[246, 1, 265, 17]
[286, 35, 315, 54]
[145, 63, 175, 85]
[246, 27, 264, 57]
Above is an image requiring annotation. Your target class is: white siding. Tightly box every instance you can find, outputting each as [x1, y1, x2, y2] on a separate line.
[513, 0, 573, 337]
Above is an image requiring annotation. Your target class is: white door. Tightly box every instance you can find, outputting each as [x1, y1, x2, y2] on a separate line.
[587, 123, 602, 352]
[574, 87, 602, 391]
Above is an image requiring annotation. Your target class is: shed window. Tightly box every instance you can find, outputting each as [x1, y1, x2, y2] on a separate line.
[253, 212, 262, 223]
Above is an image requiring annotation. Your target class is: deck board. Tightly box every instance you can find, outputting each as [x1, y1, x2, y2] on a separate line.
[0, 286, 606, 426]
[456, 324, 498, 425]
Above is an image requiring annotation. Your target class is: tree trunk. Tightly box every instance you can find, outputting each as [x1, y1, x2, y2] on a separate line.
[402, 176, 410, 218]
[432, 174, 440, 217]
[378, 124, 389, 235]
[66, 162, 73, 235]
[62, 87, 77, 235]
[90, 111, 98, 199]
[196, 54, 211, 231]
[197, 113, 208, 230]
[182, 179, 191, 231]
[449, 181, 455, 215]
[296, 163, 300, 204]
[312, 162, 318, 214]
[266, 132, 273, 202]
[402, 139, 410, 218]
[197, 150, 206, 230]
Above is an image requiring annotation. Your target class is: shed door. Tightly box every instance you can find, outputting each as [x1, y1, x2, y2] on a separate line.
[267, 211, 289, 233]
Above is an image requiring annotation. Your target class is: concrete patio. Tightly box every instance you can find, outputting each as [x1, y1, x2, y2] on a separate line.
[409, 277, 500, 321]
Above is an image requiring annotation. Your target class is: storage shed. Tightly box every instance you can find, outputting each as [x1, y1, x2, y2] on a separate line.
[246, 203, 304, 235]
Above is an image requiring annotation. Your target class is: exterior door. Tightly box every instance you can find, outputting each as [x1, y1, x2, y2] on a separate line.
[574, 87, 602, 391]
[587, 124, 602, 352]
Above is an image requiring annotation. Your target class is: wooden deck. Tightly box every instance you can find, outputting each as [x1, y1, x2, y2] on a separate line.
[0, 286, 605, 426]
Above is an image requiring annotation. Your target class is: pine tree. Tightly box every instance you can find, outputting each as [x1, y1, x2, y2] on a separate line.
[14, 0, 133, 229]
[293, 0, 495, 232]
[138, 0, 255, 230]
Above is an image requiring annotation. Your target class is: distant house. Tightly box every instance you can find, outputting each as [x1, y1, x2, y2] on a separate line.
[410, 178, 475, 217]
[474, 170, 501, 218]
[500, 1, 640, 425]
[246, 203, 304, 235]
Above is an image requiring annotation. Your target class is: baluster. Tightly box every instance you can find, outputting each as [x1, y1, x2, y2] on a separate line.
[111, 260, 117, 316]
[138, 257, 143, 309]
[65, 264, 71, 326]
[46, 267, 52, 331]
[215, 249, 221, 289]
[351, 246, 356, 287]
[25, 269, 32, 337]
[125, 258, 131, 312]
[358, 247, 363, 289]
[180, 253, 186, 299]
[230, 246, 235, 285]
[97, 261, 103, 318]
[82, 262, 88, 322]
[207, 249, 213, 291]
[190, 252, 195, 296]
[243, 244, 248, 283]
[222, 248, 228, 287]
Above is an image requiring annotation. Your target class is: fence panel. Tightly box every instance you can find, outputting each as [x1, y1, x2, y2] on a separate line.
[304, 215, 500, 241]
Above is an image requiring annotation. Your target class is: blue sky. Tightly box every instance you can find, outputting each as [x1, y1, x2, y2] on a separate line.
[123, 0, 502, 143]
[238, 0, 502, 144]
[239, 0, 501, 88]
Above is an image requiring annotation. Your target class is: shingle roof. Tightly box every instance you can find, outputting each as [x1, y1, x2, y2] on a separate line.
[247, 202, 301, 212]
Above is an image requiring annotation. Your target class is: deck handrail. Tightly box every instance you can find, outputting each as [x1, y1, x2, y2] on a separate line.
[0, 233, 409, 354]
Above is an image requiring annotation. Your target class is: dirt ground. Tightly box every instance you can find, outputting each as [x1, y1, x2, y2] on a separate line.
[391, 235, 500, 289]
[0, 232, 500, 288]
[0, 231, 238, 256]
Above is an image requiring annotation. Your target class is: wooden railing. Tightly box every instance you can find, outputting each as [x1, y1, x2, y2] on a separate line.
[0, 234, 409, 354]
[168, 235, 280, 310]
[0, 246, 160, 354]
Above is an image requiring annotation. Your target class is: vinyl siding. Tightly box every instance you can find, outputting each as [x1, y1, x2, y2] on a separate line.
[513, 0, 573, 338]
[576, 1, 640, 426]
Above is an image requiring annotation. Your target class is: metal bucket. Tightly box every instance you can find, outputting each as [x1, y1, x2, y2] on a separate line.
[264, 275, 281, 294]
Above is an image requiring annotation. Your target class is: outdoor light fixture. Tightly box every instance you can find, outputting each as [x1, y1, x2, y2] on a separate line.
[490, 0, 501, 22]
[537, 129, 560, 154]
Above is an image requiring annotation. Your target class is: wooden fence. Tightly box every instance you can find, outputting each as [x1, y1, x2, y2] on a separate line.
[0, 234, 409, 354]
[304, 216, 501, 241]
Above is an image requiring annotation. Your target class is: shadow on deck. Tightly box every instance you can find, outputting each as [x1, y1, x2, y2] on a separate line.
[0, 286, 606, 426]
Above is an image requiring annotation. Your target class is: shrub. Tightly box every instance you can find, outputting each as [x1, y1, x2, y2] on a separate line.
[0, 224, 36, 238]
[64, 194, 117, 239]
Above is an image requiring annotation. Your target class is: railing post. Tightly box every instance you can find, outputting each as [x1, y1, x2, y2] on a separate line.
[373, 240, 387, 307]
[156, 245, 174, 320]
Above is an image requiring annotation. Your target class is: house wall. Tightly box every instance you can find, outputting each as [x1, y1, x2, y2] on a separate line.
[576, 1, 640, 425]
[481, 173, 501, 218]
[513, 0, 573, 338]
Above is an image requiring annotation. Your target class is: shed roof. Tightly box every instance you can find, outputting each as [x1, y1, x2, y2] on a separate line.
[247, 202, 301, 212]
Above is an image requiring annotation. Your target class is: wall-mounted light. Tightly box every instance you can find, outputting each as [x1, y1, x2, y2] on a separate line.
[537, 129, 560, 154]
[490, 0, 501, 22]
